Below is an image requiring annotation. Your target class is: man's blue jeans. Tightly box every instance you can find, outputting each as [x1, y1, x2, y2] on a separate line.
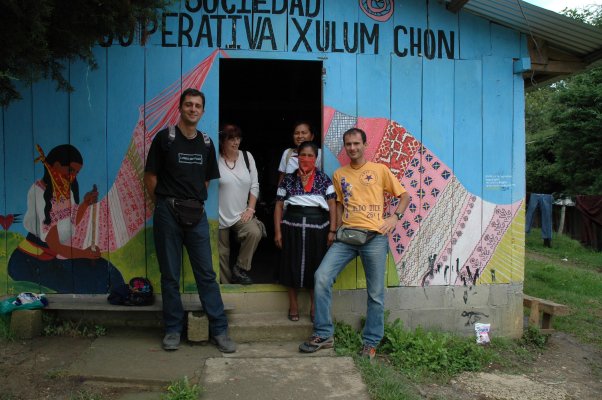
[153, 197, 228, 336]
[525, 193, 553, 239]
[313, 234, 388, 347]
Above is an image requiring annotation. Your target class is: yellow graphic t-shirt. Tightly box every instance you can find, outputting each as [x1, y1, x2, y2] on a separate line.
[333, 162, 406, 232]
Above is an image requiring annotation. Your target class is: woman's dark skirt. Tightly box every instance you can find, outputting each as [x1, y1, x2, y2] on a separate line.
[278, 205, 329, 288]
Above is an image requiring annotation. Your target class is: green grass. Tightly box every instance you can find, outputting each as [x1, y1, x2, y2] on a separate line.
[0, 314, 13, 340]
[526, 228, 602, 271]
[334, 317, 547, 399]
[524, 230, 602, 347]
[164, 377, 203, 400]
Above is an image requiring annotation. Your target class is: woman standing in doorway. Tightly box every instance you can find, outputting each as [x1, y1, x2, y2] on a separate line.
[217, 124, 262, 285]
[277, 121, 322, 185]
[274, 141, 336, 321]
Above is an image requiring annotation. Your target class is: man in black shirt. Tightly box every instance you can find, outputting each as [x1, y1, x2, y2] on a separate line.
[144, 88, 235, 353]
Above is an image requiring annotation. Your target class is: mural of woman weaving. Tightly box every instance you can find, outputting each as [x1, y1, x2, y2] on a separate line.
[7, 144, 125, 293]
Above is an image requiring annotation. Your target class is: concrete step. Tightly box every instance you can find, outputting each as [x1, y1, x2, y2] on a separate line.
[227, 312, 313, 342]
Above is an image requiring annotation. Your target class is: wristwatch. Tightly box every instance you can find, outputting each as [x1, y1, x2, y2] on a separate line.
[394, 212, 404, 220]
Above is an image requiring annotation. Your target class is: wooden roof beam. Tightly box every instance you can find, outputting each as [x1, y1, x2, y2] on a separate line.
[447, 0, 470, 13]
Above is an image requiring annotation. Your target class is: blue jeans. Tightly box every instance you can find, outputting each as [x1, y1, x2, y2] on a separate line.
[525, 193, 553, 239]
[313, 234, 388, 347]
[153, 197, 228, 336]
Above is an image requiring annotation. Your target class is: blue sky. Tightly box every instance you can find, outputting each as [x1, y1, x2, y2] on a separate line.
[526, 0, 601, 12]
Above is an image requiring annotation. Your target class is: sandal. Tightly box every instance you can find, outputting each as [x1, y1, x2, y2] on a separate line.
[288, 310, 300, 322]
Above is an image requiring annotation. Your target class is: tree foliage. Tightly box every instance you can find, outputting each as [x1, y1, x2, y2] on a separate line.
[0, 0, 171, 106]
[526, 5, 602, 195]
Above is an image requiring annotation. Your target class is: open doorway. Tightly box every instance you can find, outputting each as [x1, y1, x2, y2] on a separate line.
[219, 58, 323, 284]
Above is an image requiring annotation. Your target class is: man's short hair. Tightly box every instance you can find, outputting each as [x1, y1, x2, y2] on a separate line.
[179, 88, 205, 109]
[343, 128, 367, 143]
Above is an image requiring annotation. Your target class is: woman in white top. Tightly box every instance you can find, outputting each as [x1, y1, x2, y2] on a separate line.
[218, 124, 262, 284]
[277, 121, 322, 185]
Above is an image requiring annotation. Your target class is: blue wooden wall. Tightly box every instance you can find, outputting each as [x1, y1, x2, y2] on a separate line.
[0, 0, 526, 295]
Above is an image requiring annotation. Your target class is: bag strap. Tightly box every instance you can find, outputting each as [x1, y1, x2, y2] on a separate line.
[166, 125, 211, 151]
[242, 151, 250, 172]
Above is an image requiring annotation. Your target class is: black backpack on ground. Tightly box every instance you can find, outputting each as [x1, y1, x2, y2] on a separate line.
[108, 277, 154, 306]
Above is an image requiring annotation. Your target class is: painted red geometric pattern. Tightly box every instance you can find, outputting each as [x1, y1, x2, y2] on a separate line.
[72, 50, 225, 251]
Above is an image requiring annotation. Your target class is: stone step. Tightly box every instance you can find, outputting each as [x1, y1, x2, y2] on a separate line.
[227, 312, 314, 342]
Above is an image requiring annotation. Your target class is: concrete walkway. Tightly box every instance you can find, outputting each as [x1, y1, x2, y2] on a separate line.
[67, 329, 370, 400]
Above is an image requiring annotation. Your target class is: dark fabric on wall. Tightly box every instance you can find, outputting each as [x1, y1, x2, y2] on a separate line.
[528, 199, 602, 252]
[575, 196, 602, 252]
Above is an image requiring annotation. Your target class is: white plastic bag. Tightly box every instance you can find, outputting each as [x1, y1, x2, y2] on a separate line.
[475, 323, 491, 345]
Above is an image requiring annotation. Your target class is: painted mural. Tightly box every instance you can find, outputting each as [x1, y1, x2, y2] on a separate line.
[0, 0, 526, 295]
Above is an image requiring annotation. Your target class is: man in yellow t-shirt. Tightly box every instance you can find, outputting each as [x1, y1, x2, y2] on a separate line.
[299, 127, 410, 360]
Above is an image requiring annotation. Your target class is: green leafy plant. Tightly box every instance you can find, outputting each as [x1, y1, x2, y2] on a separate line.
[0, 314, 14, 340]
[42, 314, 107, 338]
[334, 320, 362, 356]
[69, 390, 105, 400]
[521, 326, 549, 349]
[164, 376, 203, 400]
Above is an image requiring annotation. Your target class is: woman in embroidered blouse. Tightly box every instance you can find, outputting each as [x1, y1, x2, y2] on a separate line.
[8, 144, 125, 293]
[218, 124, 262, 285]
[277, 121, 322, 185]
[274, 141, 336, 321]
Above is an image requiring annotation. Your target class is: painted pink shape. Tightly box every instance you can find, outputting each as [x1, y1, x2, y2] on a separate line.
[73, 50, 226, 251]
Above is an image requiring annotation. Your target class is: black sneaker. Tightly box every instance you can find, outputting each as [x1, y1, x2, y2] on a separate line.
[162, 332, 180, 351]
[298, 335, 334, 353]
[232, 266, 253, 285]
[211, 333, 237, 353]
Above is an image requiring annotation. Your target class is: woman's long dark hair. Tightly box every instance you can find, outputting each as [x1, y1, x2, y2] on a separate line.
[42, 144, 83, 225]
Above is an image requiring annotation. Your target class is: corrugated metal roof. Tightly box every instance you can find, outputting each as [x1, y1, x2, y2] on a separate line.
[457, 0, 602, 63]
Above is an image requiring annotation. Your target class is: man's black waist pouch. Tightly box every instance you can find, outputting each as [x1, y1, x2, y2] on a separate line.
[335, 227, 377, 246]
[167, 198, 204, 228]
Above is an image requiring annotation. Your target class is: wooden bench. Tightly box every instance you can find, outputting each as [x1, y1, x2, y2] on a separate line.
[44, 293, 210, 312]
[523, 294, 570, 333]
[4, 294, 233, 341]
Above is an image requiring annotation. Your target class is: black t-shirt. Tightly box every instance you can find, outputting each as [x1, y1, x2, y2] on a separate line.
[145, 126, 220, 201]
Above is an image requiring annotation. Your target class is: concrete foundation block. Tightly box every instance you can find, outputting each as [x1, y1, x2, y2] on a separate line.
[187, 311, 209, 342]
[10, 309, 43, 339]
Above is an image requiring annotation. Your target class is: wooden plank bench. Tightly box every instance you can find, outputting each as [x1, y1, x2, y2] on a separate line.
[523, 294, 570, 333]
[3, 294, 233, 341]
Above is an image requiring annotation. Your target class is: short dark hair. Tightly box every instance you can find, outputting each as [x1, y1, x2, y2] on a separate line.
[218, 123, 242, 155]
[343, 128, 366, 143]
[179, 88, 205, 109]
[297, 141, 318, 156]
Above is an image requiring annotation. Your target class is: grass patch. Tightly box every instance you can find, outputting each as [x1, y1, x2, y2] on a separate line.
[0, 314, 13, 340]
[68, 390, 105, 400]
[525, 230, 602, 347]
[355, 357, 421, 400]
[42, 313, 107, 338]
[164, 376, 203, 400]
[526, 228, 602, 272]
[335, 317, 548, 398]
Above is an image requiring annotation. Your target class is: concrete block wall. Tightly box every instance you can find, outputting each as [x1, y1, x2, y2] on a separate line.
[223, 284, 525, 339]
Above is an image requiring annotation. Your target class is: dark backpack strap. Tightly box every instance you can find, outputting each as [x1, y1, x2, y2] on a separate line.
[242, 151, 250, 172]
[165, 126, 211, 151]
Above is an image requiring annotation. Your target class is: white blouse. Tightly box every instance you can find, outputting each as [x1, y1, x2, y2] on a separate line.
[218, 150, 260, 228]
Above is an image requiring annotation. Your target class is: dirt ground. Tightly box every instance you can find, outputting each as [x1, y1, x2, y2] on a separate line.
[1, 330, 601, 400]
[421, 331, 602, 400]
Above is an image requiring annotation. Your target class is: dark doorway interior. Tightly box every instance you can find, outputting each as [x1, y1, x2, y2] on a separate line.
[219, 58, 322, 284]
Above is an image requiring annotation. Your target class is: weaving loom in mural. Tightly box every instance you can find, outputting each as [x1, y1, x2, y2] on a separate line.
[71, 50, 225, 252]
